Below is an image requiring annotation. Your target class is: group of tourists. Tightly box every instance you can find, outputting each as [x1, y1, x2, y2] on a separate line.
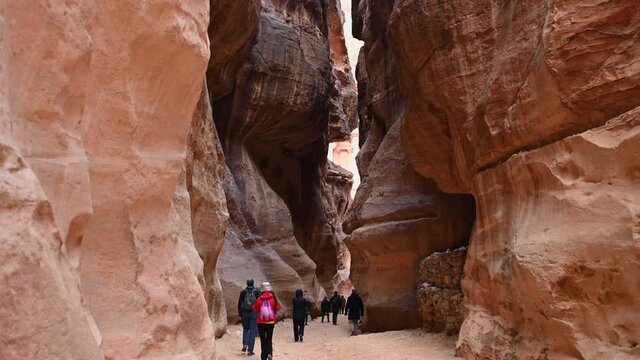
[237, 279, 365, 359]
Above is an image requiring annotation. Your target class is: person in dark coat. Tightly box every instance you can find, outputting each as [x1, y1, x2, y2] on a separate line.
[291, 289, 308, 342]
[330, 291, 341, 325]
[345, 288, 364, 335]
[320, 296, 331, 323]
[237, 279, 261, 355]
[340, 295, 346, 314]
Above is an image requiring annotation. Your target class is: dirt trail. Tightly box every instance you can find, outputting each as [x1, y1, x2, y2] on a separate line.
[218, 317, 458, 360]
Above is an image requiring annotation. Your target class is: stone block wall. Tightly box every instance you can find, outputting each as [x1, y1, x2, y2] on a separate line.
[417, 247, 467, 335]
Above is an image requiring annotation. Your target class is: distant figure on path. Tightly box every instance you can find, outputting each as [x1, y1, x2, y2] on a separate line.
[253, 282, 282, 360]
[238, 279, 260, 355]
[291, 289, 309, 342]
[340, 295, 346, 314]
[303, 290, 312, 325]
[345, 288, 365, 335]
[330, 291, 341, 325]
[321, 296, 331, 323]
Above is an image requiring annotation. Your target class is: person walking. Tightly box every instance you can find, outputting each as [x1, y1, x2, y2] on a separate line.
[303, 290, 312, 325]
[253, 282, 282, 360]
[330, 291, 341, 325]
[320, 296, 331, 323]
[291, 289, 308, 342]
[345, 288, 365, 335]
[238, 279, 260, 355]
[340, 295, 346, 314]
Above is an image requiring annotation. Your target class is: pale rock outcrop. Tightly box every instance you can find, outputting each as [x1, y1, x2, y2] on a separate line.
[324, 161, 354, 293]
[0, 145, 103, 359]
[1, 0, 216, 359]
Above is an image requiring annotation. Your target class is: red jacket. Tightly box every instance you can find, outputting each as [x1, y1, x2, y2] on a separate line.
[253, 291, 282, 324]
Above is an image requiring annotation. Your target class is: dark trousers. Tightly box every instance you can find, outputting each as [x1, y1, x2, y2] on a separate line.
[241, 312, 258, 353]
[332, 311, 338, 325]
[321, 311, 330, 322]
[305, 313, 309, 325]
[293, 319, 305, 341]
[258, 323, 275, 360]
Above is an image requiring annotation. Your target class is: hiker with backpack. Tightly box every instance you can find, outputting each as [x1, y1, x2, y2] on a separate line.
[320, 296, 331, 323]
[253, 282, 282, 360]
[345, 288, 365, 335]
[330, 291, 341, 325]
[238, 279, 261, 355]
[291, 289, 308, 342]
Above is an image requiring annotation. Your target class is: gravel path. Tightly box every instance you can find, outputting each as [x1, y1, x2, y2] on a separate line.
[218, 317, 458, 360]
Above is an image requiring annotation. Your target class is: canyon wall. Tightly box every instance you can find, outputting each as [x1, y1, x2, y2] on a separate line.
[207, 0, 357, 322]
[352, 0, 640, 358]
[345, 0, 476, 332]
[0, 0, 221, 359]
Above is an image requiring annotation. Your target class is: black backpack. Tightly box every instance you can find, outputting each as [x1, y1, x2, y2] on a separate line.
[242, 287, 257, 312]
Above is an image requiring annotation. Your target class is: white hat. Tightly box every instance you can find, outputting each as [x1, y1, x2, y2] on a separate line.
[262, 281, 272, 292]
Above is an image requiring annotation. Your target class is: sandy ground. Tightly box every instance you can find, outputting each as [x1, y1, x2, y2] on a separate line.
[217, 316, 458, 360]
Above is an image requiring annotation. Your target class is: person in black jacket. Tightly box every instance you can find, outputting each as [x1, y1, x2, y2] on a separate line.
[320, 296, 331, 323]
[291, 289, 308, 342]
[345, 288, 364, 335]
[238, 279, 261, 355]
[330, 291, 341, 325]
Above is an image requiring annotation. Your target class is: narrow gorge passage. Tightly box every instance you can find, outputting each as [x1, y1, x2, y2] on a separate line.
[1, 1, 639, 360]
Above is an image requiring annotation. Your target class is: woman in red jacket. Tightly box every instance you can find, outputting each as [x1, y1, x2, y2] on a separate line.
[252, 282, 282, 360]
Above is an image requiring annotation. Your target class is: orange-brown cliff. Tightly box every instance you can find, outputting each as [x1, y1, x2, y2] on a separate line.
[351, 0, 640, 358]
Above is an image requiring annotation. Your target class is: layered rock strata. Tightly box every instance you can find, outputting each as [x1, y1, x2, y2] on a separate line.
[1, 1, 217, 358]
[417, 248, 466, 335]
[353, 0, 640, 358]
[207, 0, 357, 322]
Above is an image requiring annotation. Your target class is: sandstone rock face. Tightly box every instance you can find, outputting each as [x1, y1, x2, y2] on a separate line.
[208, 0, 357, 321]
[324, 161, 354, 293]
[0, 145, 103, 359]
[389, 0, 640, 193]
[186, 84, 230, 339]
[2, 0, 217, 359]
[345, 2, 476, 331]
[417, 248, 466, 335]
[353, 0, 640, 358]
[458, 111, 640, 360]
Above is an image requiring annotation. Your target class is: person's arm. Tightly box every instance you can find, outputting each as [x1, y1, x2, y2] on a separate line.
[345, 298, 351, 317]
[252, 297, 262, 313]
[238, 290, 245, 316]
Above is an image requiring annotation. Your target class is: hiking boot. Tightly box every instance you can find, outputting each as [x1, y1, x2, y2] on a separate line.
[241, 345, 247, 353]
[300, 335, 303, 342]
[247, 352, 255, 356]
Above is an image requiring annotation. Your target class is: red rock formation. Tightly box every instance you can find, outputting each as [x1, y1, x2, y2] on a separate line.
[207, 0, 357, 321]
[1, 0, 216, 358]
[353, 0, 640, 358]
[459, 111, 640, 359]
[346, 0, 475, 332]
